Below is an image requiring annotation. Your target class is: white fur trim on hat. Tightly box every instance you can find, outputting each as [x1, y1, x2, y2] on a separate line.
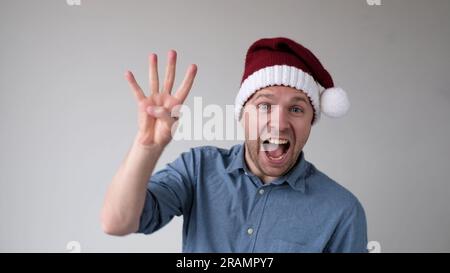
[235, 65, 323, 124]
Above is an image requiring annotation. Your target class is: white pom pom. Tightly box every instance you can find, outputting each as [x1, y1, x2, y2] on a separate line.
[320, 87, 350, 118]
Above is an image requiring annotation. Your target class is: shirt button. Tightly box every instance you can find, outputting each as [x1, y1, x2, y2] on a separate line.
[247, 228, 254, 235]
[259, 189, 265, 195]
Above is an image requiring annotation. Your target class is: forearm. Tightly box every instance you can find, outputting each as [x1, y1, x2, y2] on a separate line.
[101, 135, 165, 236]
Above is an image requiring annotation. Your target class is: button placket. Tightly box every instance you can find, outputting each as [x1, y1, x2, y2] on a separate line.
[244, 186, 272, 251]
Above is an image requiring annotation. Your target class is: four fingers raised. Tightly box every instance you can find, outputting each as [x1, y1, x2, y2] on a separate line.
[126, 51, 197, 106]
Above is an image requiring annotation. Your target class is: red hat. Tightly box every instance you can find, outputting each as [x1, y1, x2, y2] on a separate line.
[235, 37, 350, 124]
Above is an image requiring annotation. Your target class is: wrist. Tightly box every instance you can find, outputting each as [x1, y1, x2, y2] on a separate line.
[133, 134, 166, 152]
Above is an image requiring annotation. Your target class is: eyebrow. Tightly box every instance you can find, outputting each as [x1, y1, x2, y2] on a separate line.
[253, 93, 309, 104]
[253, 93, 275, 101]
[291, 96, 309, 104]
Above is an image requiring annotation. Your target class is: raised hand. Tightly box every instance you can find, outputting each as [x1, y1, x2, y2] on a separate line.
[125, 50, 197, 147]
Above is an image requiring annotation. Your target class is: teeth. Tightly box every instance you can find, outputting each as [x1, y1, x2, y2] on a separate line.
[268, 154, 284, 160]
[267, 138, 288, 145]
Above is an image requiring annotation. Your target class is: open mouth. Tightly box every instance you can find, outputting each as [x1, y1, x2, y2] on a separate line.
[261, 137, 291, 163]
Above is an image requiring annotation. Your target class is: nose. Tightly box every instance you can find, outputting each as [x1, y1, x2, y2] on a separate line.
[268, 105, 289, 134]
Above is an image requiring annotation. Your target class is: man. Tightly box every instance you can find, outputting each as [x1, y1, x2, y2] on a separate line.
[101, 37, 368, 253]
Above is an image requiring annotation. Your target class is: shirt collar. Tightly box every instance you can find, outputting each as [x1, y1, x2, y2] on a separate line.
[276, 151, 310, 193]
[225, 144, 246, 173]
[226, 144, 311, 193]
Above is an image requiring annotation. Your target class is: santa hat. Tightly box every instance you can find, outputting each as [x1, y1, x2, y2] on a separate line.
[235, 37, 350, 124]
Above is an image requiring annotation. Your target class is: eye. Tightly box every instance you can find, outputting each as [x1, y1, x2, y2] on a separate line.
[290, 106, 304, 113]
[257, 103, 271, 112]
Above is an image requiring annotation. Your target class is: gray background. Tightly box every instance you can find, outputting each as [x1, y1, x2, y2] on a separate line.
[1, 0, 449, 252]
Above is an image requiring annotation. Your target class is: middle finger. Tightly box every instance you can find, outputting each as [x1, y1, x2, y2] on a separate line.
[149, 53, 159, 95]
[162, 50, 177, 94]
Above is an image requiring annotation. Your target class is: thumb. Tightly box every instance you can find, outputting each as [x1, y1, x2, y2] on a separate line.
[146, 106, 177, 124]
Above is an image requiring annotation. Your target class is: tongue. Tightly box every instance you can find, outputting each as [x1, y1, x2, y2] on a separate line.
[266, 146, 284, 158]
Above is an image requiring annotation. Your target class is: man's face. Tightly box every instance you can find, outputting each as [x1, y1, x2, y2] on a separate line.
[241, 86, 314, 182]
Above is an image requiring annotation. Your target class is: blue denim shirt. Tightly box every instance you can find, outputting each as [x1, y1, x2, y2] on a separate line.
[137, 144, 367, 253]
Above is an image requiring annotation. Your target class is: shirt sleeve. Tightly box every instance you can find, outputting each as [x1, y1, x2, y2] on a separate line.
[325, 199, 368, 253]
[135, 149, 196, 235]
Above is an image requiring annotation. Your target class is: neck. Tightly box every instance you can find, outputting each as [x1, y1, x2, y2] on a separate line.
[243, 144, 276, 184]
